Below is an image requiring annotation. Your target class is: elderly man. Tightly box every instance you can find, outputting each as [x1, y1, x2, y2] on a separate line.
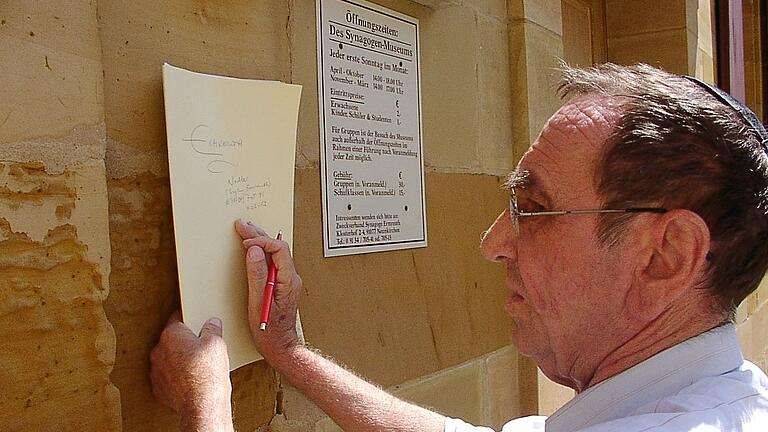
[150, 63, 768, 431]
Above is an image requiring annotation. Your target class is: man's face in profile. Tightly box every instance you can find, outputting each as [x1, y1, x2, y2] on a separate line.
[481, 96, 639, 386]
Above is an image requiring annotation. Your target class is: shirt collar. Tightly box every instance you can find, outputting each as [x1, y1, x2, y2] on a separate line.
[545, 324, 743, 432]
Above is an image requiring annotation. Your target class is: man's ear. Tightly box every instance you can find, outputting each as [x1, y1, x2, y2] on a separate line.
[626, 209, 711, 322]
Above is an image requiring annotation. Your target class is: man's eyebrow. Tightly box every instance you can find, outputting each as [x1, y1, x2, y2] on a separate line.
[503, 169, 533, 190]
[503, 169, 553, 204]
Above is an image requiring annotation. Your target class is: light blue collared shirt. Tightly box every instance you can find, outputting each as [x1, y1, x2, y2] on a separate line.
[445, 324, 768, 431]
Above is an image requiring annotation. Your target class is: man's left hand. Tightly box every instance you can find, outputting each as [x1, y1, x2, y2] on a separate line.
[150, 311, 234, 431]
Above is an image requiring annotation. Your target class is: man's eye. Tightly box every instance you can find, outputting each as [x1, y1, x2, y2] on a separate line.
[519, 200, 544, 213]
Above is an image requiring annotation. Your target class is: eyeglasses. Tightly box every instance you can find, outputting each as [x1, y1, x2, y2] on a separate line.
[508, 187, 668, 237]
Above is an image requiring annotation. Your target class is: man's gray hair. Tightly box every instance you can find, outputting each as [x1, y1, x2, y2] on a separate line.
[558, 63, 768, 317]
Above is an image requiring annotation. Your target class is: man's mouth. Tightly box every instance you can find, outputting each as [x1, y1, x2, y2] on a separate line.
[506, 292, 525, 307]
[505, 266, 526, 305]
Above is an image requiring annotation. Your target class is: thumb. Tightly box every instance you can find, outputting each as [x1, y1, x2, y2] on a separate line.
[199, 317, 223, 339]
[245, 246, 268, 289]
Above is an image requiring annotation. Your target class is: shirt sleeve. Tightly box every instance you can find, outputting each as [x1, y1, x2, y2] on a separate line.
[444, 416, 548, 432]
[444, 418, 496, 432]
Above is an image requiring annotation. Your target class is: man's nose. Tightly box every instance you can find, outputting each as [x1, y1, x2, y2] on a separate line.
[481, 210, 517, 262]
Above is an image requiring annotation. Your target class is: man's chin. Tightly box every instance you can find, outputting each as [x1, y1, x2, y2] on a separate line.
[508, 323, 539, 358]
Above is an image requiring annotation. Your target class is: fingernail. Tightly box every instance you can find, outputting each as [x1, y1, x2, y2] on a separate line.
[247, 246, 265, 261]
[211, 317, 222, 328]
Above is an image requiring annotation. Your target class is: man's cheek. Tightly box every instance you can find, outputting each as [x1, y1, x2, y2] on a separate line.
[518, 259, 550, 314]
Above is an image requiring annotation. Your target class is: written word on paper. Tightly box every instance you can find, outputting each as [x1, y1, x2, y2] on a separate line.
[183, 123, 272, 211]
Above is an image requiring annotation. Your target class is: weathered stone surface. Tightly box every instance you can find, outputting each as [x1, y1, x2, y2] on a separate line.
[0, 161, 120, 431]
[103, 173, 180, 430]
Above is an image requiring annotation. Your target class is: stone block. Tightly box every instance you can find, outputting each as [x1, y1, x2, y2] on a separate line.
[606, 0, 686, 37]
[477, 14, 515, 175]
[509, 0, 563, 36]
[607, 29, 690, 75]
[521, 24, 564, 146]
[410, 0, 462, 9]
[98, 0, 290, 156]
[507, 19, 563, 160]
[736, 299, 749, 325]
[421, 6, 480, 170]
[537, 368, 574, 415]
[103, 173, 182, 430]
[486, 346, 521, 429]
[294, 168, 510, 387]
[231, 363, 279, 431]
[749, 302, 768, 359]
[749, 275, 768, 316]
[315, 417, 344, 432]
[562, 0, 594, 67]
[0, 1, 103, 142]
[392, 359, 487, 425]
[463, 0, 508, 21]
[693, 49, 715, 83]
[291, 0, 321, 168]
[694, 0, 714, 56]
[508, 21, 533, 156]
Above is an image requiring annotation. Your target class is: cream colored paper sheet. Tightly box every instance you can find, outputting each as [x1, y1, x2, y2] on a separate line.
[162, 64, 301, 369]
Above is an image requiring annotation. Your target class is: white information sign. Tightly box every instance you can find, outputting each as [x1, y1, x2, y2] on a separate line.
[316, 0, 427, 257]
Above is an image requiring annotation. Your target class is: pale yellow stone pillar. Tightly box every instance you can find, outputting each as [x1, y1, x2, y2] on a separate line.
[508, 0, 565, 160]
[605, 0, 715, 78]
[0, 1, 121, 430]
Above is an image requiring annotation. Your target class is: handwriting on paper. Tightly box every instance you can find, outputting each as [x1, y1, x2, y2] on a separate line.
[182, 124, 272, 210]
[183, 124, 242, 173]
[224, 176, 271, 210]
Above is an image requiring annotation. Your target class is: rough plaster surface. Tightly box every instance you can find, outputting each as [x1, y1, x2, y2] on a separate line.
[0, 125, 105, 175]
[0, 162, 120, 431]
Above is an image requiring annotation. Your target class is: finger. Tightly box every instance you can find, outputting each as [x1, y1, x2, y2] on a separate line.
[245, 246, 269, 325]
[166, 310, 182, 326]
[235, 219, 268, 240]
[245, 245, 269, 289]
[159, 311, 195, 345]
[241, 237, 297, 281]
[150, 369, 167, 406]
[199, 317, 223, 339]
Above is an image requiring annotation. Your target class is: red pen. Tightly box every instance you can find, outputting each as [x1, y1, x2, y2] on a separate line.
[259, 231, 281, 331]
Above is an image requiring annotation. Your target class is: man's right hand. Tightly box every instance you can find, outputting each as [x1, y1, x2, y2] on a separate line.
[234, 220, 446, 432]
[234, 220, 302, 360]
